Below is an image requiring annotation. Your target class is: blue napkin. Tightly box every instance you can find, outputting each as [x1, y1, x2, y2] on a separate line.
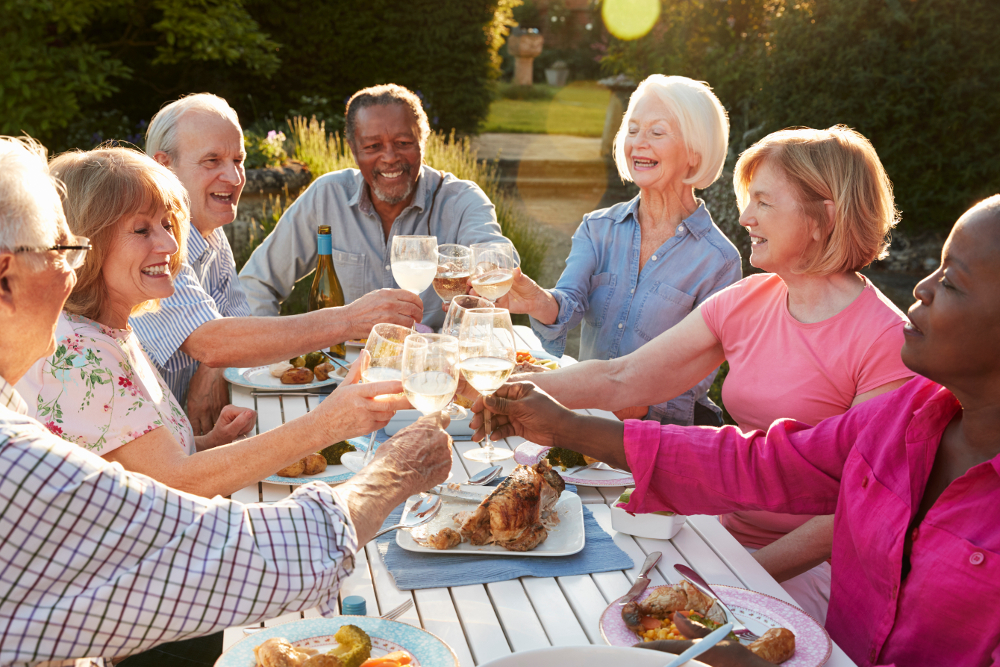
[375, 479, 634, 590]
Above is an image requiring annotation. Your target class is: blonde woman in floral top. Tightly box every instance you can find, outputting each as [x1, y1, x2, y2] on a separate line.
[18, 147, 411, 498]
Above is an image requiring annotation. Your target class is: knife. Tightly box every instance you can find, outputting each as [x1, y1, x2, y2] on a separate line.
[674, 564, 752, 637]
[619, 550, 662, 606]
[662, 622, 735, 667]
[431, 486, 488, 503]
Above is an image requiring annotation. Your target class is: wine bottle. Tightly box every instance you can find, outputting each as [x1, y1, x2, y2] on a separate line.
[309, 224, 347, 358]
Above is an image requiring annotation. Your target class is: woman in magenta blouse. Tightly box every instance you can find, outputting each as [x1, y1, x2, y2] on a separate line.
[471, 194, 1000, 666]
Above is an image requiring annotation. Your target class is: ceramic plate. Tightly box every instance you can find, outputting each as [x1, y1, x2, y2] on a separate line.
[385, 409, 474, 437]
[397, 487, 584, 557]
[224, 364, 347, 391]
[514, 442, 634, 487]
[600, 584, 832, 667]
[479, 645, 707, 667]
[215, 615, 458, 667]
[346, 339, 367, 347]
[263, 437, 368, 486]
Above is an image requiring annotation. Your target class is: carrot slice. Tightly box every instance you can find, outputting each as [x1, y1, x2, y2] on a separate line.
[361, 652, 412, 667]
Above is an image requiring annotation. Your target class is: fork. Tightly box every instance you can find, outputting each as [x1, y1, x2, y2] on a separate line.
[576, 461, 631, 475]
[673, 564, 760, 642]
[242, 599, 415, 634]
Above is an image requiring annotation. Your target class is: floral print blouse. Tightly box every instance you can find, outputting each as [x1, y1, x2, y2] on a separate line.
[17, 312, 195, 456]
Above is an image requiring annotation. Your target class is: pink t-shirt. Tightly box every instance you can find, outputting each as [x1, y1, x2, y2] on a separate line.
[700, 273, 911, 548]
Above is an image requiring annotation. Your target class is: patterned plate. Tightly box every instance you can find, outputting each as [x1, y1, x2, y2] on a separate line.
[600, 584, 832, 667]
[223, 364, 346, 391]
[215, 615, 459, 667]
[514, 442, 634, 487]
[263, 437, 368, 486]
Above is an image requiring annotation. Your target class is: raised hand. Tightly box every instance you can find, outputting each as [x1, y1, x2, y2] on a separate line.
[490, 268, 558, 323]
[370, 412, 454, 492]
[468, 381, 576, 445]
[343, 288, 424, 336]
[314, 351, 412, 441]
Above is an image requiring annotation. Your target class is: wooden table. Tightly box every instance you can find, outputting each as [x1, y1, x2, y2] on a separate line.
[223, 326, 855, 666]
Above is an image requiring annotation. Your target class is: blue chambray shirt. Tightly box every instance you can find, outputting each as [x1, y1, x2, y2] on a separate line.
[531, 196, 742, 425]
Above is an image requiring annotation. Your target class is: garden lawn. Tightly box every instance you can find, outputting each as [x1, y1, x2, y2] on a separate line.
[482, 81, 610, 137]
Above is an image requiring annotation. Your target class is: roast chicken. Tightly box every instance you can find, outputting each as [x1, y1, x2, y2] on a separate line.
[458, 459, 566, 551]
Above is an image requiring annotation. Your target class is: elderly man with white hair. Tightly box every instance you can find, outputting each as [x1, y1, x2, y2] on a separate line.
[131, 93, 423, 434]
[496, 74, 742, 427]
[0, 135, 452, 666]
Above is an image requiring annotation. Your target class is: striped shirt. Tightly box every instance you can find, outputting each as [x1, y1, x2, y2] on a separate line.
[0, 376, 357, 666]
[132, 226, 252, 406]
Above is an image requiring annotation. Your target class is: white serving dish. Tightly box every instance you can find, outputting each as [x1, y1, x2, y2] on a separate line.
[385, 409, 474, 437]
[610, 502, 686, 539]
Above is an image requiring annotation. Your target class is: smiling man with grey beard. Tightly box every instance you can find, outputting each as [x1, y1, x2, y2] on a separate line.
[238, 83, 515, 331]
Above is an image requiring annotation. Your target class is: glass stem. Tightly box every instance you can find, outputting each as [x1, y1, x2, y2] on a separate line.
[362, 430, 378, 466]
[483, 406, 491, 450]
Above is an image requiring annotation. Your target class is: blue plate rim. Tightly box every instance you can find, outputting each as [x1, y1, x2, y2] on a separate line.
[263, 437, 368, 485]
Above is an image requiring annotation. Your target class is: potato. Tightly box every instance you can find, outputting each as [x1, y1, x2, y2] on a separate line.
[280, 368, 314, 385]
[276, 460, 305, 477]
[313, 362, 332, 382]
[583, 455, 599, 465]
[302, 453, 327, 475]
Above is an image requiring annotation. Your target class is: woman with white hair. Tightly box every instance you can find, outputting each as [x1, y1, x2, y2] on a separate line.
[493, 75, 742, 426]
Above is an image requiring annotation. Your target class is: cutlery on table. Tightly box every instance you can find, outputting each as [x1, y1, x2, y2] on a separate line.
[673, 564, 759, 641]
[619, 551, 662, 606]
[319, 349, 353, 372]
[661, 622, 735, 667]
[370, 494, 442, 540]
[576, 460, 631, 475]
[431, 464, 502, 500]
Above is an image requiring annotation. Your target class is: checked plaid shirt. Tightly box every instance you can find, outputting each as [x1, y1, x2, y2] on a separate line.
[0, 376, 358, 667]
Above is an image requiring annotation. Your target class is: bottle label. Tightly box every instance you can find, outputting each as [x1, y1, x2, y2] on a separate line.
[317, 233, 332, 255]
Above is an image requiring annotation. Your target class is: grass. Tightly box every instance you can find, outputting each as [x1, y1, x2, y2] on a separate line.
[482, 81, 610, 137]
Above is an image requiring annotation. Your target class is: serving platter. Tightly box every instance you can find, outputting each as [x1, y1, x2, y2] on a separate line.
[600, 584, 832, 667]
[397, 487, 584, 557]
[514, 442, 634, 487]
[263, 437, 368, 486]
[215, 615, 458, 667]
[224, 364, 347, 391]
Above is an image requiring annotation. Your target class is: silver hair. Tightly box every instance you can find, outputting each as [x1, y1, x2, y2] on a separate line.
[344, 84, 431, 149]
[613, 75, 730, 190]
[145, 93, 242, 158]
[0, 136, 64, 270]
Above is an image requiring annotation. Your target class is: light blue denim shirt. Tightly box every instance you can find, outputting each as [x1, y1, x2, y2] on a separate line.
[531, 196, 741, 425]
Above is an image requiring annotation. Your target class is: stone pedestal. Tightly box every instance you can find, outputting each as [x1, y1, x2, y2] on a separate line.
[598, 75, 638, 158]
[507, 32, 544, 86]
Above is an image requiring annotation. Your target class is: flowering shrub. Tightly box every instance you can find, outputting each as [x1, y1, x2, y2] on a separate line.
[244, 129, 289, 169]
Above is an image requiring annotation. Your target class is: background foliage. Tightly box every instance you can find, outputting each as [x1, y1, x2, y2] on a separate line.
[601, 0, 1000, 233]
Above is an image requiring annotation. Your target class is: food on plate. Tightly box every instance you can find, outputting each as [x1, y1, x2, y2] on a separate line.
[545, 447, 586, 470]
[281, 367, 314, 385]
[254, 625, 372, 667]
[276, 453, 327, 478]
[457, 459, 566, 551]
[360, 651, 412, 667]
[616, 488, 675, 516]
[270, 361, 295, 378]
[426, 527, 462, 550]
[320, 441, 356, 465]
[515, 350, 559, 371]
[748, 627, 796, 664]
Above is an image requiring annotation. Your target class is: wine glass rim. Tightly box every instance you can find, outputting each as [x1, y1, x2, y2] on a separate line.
[405, 333, 459, 346]
[465, 307, 508, 314]
[368, 323, 412, 346]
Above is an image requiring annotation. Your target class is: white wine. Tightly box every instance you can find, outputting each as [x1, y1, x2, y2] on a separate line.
[403, 370, 458, 415]
[362, 367, 402, 384]
[392, 259, 437, 294]
[433, 271, 471, 303]
[460, 357, 515, 395]
[309, 225, 347, 358]
[470, 269, 514, 301]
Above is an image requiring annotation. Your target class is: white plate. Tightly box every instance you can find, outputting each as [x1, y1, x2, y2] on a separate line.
[479, 645, 707, 667]
[223, 364, 347, 391]
[600, 584, 832, 667]
[263, 437, 368, 486]
[397, 487, 584, 557]
[215, 615, 458, 667]
[385, 409, 474, 437]
[514, 442, 634, 487]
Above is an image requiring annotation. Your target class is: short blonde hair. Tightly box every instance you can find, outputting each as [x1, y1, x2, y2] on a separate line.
[49, 147, 190, 320]
[145, 93, 242, 158]
[734, 126, 899, 275]
[613, 75, 729, 189]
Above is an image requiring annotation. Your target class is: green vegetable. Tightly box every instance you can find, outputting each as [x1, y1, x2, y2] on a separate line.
[686, 612, 739, 641]
[303, 351, 325, 371]
[616, 488, 675, 515]
[545, 447, 586, 470]
[326, 624, 372, 667]
[320, 441, 356, 465]
[289, 355, 306, 368]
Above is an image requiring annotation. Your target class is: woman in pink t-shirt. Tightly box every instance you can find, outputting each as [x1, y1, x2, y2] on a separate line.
[519, 126, 913, 621]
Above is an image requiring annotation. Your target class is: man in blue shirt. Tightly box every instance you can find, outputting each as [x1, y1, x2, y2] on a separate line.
[132, 94, 422, 435]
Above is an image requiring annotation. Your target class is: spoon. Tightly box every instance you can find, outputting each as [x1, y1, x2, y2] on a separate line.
[371, 494, 442, 540]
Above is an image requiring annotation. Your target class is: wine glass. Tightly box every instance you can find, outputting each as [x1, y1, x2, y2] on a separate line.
[469, 242, 518, 303]
[340, 323, 410, 473]
[458, 307, 517, 463]
[440, 294, 491, 417]
[433, 244, 473, 307]
[401, 334, 461, 417]
[391, 235, 438, 294]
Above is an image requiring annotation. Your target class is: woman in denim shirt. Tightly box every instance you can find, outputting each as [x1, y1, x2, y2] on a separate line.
[492, 75, 741, 426]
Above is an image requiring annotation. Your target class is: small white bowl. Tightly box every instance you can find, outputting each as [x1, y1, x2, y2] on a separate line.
[478, 645, 707, 667]
[611, 503, 686, 539]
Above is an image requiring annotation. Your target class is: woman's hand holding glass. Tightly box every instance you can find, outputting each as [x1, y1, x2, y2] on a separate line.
[469, 242, 518, 303]
[458, 307, 517, 463]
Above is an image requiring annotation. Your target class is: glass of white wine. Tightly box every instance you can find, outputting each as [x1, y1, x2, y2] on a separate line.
[458, 307, 517, 463]
[341, 323, 410, 473]
[401, 334, 461, 416]
[469, 242, 518, 303]
[391, 235, 438, 295]
[433, 244, 473, 307]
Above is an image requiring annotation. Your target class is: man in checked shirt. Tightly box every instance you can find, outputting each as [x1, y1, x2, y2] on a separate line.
[0, 136, 452, 666]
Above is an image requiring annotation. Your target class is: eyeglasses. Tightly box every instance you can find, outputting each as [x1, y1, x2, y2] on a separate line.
[15, 237, 92, 269]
